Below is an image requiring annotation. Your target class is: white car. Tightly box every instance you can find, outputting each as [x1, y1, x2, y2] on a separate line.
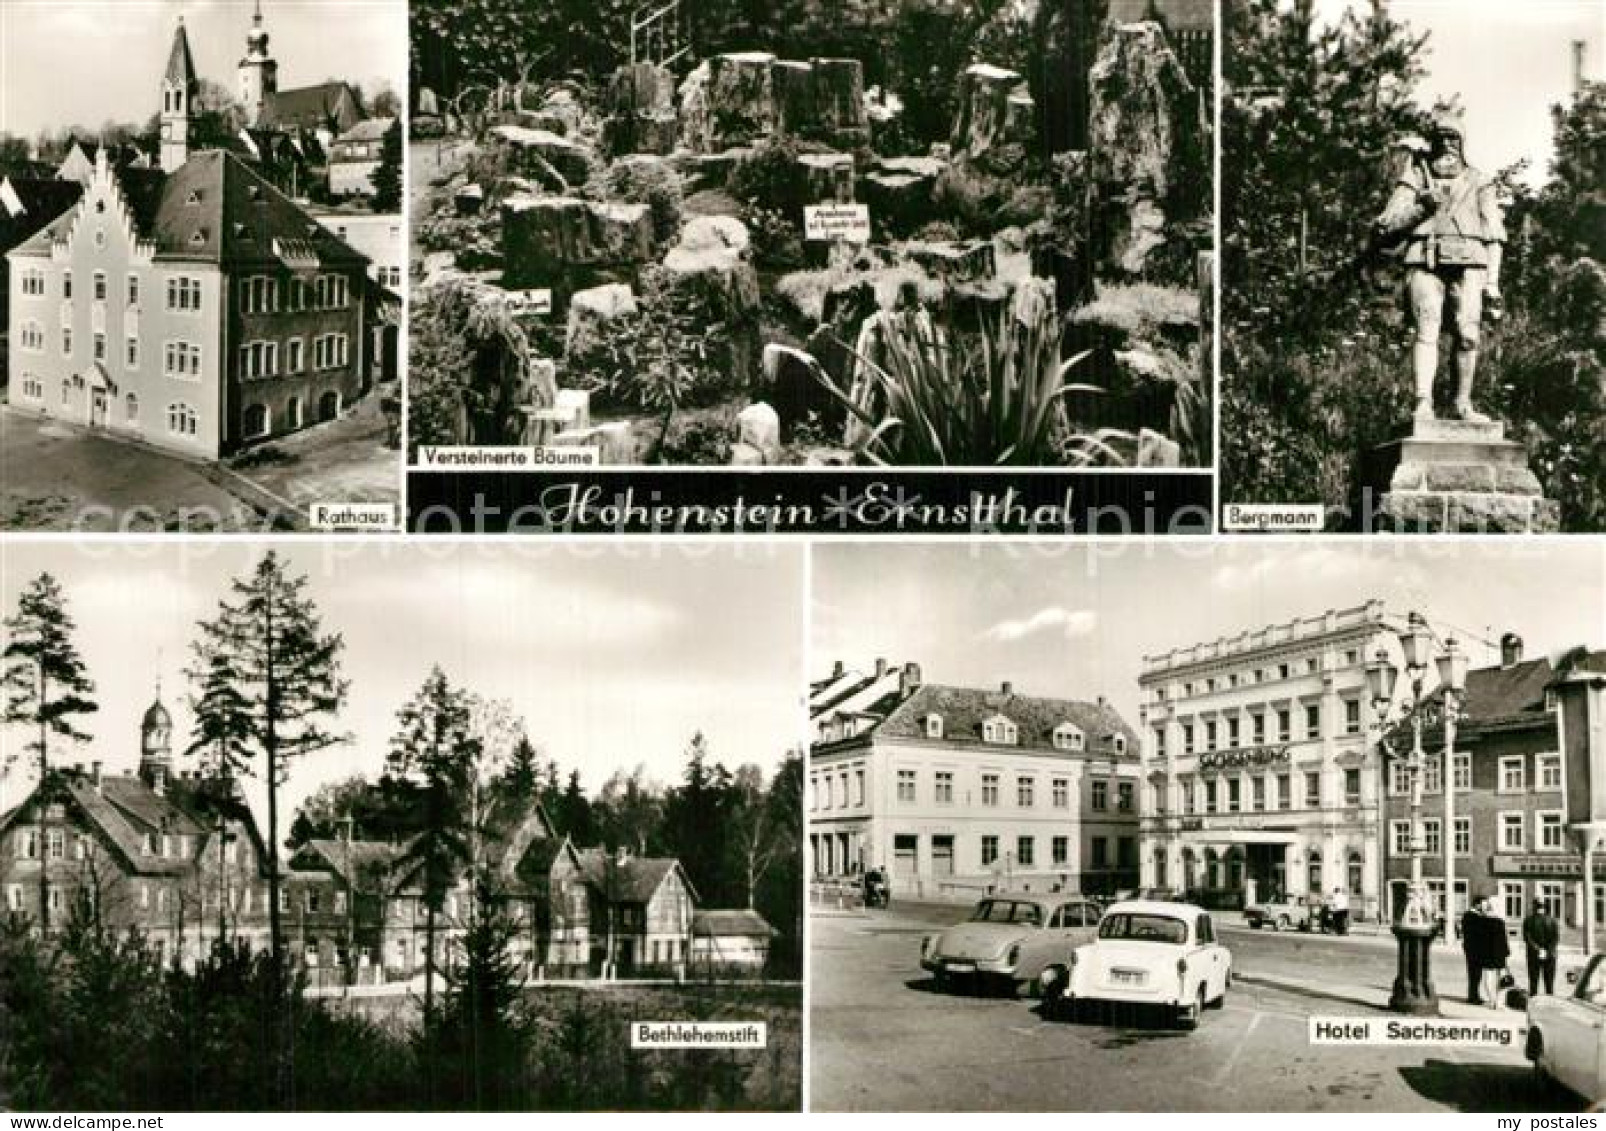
[1038, 899, 1232, 1030]
[1527, 952, 1606, 1100]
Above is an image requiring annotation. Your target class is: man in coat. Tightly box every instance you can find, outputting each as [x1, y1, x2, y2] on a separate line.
[1461, 897, 1487, 1004]
[1523, 902, 1561, 996]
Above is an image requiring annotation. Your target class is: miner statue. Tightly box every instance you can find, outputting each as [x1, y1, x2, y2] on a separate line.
[1372, 112, 1506, 424]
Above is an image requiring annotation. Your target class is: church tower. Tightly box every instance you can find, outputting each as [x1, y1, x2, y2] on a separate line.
[238, 0, 279, 127]
[139, 682, 174, 791]
[160, 17, 198, 173]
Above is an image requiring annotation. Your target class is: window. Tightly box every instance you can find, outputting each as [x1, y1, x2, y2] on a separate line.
[981, 836, 999, 867]
[127, 274, 140, 306]
[21, 268, 45, 296]
[61, 326, 72, 355]
[126, 336, 139, 368]
[1499, 756, 1526, 793]
[1305, 771, 1321, 808]
[934, 771, 953, 804]
[1204, 720, 1218, 752]
[1091, 838, 1108, 868]
[1053, 723, 1084, 751]
[1499, 881, 1524, 921]
[853, 769, 865, 806]
[1276, 709, 1291, 741]
[1538, 811, 1564, 851]
[93, 331, 106, 362]
[242, 275, 279, 314]
[166, 276, 202, 311]
[286, 338, 305, 374]
[1227, 778, 1241, 813]
[62, 270, 72, 299]
[1091, 780, 1107, 811]
[1117, 782, 1134, 812]
[1423, 755, 1442, 794]
[1390, 760, 1411, 796]
[20, 376, 43, 399]
[279, 889, 290, 912]
[164, 341, 202, 379]
[1536, 881, 1564, 919]
[1227, 717, 1241, 747]
[1454, 816, 1471, 855]
[1453, 752, 1471, 790]
[1204, 780, 1217, 814]
[1276, 772, 1291, 810]
[19, 321, 44, 352]
[1152, 728, 1166, 758]
[6, 885, 21, 911]
[1344, 768, 1361, 806]
[982, 716, 1017, 746]
[1017, 837, 1034, 867]
[307, 890, 322, 913]
[1016, 776, 1035, 807]
[1181, 779, 1195, 814]
[240, 341, 279, 380]
[126, 392, 139, 422]
[1052, 836, 1068, 866]
[46, 829, 64, 860]
[1423, 819, 1441, 855]
[1052, 777, 1069, 809]
[982, 773, 999, 807]
[167, 402, 198, 436]
[1538, 754, 1562, 791]
[1181, 722, 1195, 755]
[1305, 703, 1321, 739]
[1252, 776, 1266, 812]
[1391, 820, 1411, 855]
[60, 379, 70, 405]
[1343, 698, 1362, 734]
[1499, 812, 1525, 851]
[1278, 663, 1291, 679]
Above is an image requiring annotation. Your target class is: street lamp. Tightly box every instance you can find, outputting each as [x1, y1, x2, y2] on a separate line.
[1369, 612, 1468, 1016]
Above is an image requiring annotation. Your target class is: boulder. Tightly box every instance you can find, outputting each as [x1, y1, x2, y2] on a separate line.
[501, 195, 656, 293]
[736, 402, 783, 462]
[565, 283, 639, 358]
[798, 152, 856, 204]
[730, 441, 767, 466]
[676, 214, 752, 256]
[489, 125, 594, 186]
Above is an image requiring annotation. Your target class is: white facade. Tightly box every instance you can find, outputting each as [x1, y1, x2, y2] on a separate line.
[1138, 600, 1396, 919]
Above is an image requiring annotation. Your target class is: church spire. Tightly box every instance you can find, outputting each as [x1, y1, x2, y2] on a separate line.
[159, 18, 197, 172]
[240, 0, 278, 128]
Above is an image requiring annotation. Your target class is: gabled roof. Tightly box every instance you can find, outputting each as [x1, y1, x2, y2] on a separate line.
[290, 838, 403, 888]
[261, 83, 363, 133]
[693, 908, 776, 938]
[164, 22, 198, 87]
[335, 117, 395, 145]
[1421, 656, 1555, 725]
[846, 682, 1139, 757]
[576, 849, 695, 904]
[1, 176, 82, 223]
[11, 150, 367, 269]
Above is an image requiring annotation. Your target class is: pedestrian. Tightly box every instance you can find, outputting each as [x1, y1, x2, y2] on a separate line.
[1476, 898, 1512, 1007]
[1462, 896, 1487, 1005]
[1330, 886, 1350, 936]
[1523, 901, 1560, 996]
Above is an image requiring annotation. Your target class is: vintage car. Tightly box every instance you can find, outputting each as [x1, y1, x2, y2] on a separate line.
[1038, 899, 1233, 1030]
[919, 894, 1103, 995]
[1527, 952, 1606, 1101]
[1243, 896, 1314, 932]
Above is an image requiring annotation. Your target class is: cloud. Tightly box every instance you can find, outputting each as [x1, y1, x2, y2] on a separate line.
[983, 606, 1097, 643]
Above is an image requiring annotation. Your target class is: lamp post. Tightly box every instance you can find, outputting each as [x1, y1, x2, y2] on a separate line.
[1437, 638, 1469, 936]
[1367, 612, 1470, 1015]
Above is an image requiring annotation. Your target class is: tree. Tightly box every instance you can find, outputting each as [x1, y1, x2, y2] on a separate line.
[432, 872, 532, 1109]
[371, 118, 402, 212]
[594, 764, 663, 856]
[557, 769, 595, 845]
[2, 573, 98, 932]
[184, 650, 252, 783]
[187, 552, 348, 966]
[661, 734, 734, 906]
[386, 666, 480, 1046]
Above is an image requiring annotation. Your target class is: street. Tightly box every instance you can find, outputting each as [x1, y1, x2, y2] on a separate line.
[810, 900, 1581, 1112]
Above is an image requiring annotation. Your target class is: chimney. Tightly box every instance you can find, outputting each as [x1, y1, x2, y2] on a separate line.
[1575, 40, 1587, 94]
[832, 660, 845, 679]
[900, 663, 923, 698]
[875, 658, 889, 680]
[1501, 633, 1524, 668]
[1001, 680, 1014, 697]
[90, 762, 102, 787]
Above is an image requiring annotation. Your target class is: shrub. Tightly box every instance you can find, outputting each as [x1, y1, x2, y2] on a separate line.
[745, 206, 806, 271]
[602, 160, 684, 248]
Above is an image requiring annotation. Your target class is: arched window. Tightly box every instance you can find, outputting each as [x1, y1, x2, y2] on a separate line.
[1306, 849, 1323, 894]
[1226, 847, 1244, 892]
[242, 403, 269, 439]
[1204, 848, 1220, 890]
[166, 402, 197, 436]
[1347, 851, 1364, 897]
[125, 393, 139, 422]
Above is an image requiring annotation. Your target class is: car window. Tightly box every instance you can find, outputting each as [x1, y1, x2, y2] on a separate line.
[970, 900, 1003, 923]
[1098, 912, 1188, 944]
[1576, 956, 1606, 1006]
[1014, 903, 1042, 926]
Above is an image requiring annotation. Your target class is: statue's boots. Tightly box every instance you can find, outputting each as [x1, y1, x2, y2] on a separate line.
[1452, 348, 1490, 423]
[1412, 344, 1436, 422]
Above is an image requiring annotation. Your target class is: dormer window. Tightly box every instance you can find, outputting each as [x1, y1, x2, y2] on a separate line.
[924, 714, 944, 740]
[1053, 723, 1085, 752]
[1112, 734, 1129, 754]
[982, 714, 1018, 746]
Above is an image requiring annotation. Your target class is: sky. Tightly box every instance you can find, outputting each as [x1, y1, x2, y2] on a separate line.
[0, 0, 406, 143]
[813, 541, 1606, 729]
[1309, 0, 1606, 188]
[0, 541, 805, 834]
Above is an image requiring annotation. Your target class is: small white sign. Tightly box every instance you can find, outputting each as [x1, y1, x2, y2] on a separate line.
[309, 503, 395, 531]
[631, 1022, 767, 1049]
[804, 203, 871, 243]
[417, 446, 539, 470]
[506, 288, 553, 315]
[1222, 504, 1325, 533]
[1309, 1016, 1520, 1048]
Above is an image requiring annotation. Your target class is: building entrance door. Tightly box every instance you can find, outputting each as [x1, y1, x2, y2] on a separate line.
[90, 388, 107, 428]
[931, 836, 954, 877]
[1245, 843, 1288, 900]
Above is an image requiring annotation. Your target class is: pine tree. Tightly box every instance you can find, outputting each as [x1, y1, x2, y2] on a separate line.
[186, 552, 348, 965]
[2, 573, 98, 932]
[386, 666, 479, 1049]
[371, 118, 402, 212]
[184, 650, 252, 784]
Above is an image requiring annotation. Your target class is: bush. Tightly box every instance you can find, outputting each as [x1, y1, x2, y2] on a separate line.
[602, 160, 684, 248]
[728, 137, 804, 214]
[744, 206, 805, 271]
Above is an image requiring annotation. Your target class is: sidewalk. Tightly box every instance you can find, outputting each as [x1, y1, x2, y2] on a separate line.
[1223, 913, 1588, 963]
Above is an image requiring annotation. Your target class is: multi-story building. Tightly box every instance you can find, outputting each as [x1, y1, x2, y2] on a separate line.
[328, 118, 396, 198]
[5, 19, 372, 460]
[1384, 636, 1606, 941]
[809, 660, 1143, 899]
[1138, 601, 1395, 917]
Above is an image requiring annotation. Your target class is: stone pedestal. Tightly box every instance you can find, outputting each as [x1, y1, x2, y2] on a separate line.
[1371, 419, 1560, 533]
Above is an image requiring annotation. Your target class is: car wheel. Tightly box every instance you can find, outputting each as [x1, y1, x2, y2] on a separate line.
[1178, 985, 1205, 1031]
